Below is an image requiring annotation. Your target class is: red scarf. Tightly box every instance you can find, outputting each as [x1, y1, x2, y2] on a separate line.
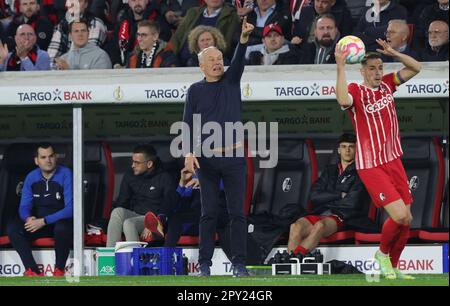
[7, 46, 38, 71]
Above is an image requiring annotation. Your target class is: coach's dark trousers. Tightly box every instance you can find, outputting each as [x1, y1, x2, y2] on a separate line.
[7, 217, 73, 273]
[197, 156, 247, 267]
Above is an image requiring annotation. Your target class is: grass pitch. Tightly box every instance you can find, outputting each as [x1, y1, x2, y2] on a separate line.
[0, 274, 448, 286]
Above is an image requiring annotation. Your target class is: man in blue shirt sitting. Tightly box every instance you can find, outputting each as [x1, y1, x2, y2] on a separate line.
[7, 143, 73, 277]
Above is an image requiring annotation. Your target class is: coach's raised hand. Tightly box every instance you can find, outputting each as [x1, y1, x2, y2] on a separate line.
[240, 16, 254, 44]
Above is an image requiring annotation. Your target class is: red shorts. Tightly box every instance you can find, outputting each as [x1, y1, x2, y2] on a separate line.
[304, 215, 345, 231]
[357, 158, 413, 208]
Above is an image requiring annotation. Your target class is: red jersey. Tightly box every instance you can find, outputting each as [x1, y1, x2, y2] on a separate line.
[346, 73, 404, 170]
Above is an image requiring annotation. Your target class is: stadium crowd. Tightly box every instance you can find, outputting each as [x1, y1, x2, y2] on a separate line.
[0, 0, 448, 71]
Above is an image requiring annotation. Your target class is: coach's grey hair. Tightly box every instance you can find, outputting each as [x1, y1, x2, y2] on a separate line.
[197, 46, 221, 64]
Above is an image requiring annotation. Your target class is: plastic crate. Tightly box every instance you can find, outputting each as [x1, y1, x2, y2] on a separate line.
[132, 247, 183, 275]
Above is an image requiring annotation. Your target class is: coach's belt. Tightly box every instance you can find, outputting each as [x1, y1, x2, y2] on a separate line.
[211, 142, 243, 153]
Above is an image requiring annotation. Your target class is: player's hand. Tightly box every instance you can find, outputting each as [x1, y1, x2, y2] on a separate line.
[335, 44, 350, 67]
[24, 218, 46, 233]
[140, 228, 152, 241]
[184, 153, 200, 174]
[179, 167, 193, 187]
[291, 36, 303, 45]
[185, 178, 200, 188]
[25, 216, 36, 223]
[376, 38, 399, 58]
[15, 44, 29, 60]
[240, 16, 254, 43]
[54, 57, 70, 70]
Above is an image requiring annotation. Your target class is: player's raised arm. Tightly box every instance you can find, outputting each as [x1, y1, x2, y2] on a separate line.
[335, 44, 352, 108]
[376, 39, 422, 84]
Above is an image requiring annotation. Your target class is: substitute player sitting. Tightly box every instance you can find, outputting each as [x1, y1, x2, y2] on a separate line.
[335, 38, 422, 279]
[288, 133, 373, 257]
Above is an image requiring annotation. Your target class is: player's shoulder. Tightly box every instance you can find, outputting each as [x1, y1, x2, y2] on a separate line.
[25, 168, 42, 183]
[348, 82, 360, 88]
[54, 166, 73, 181]
[58, 165, 72, 175]
[382, 72, 396, 83]
[348, 82, 361, 95]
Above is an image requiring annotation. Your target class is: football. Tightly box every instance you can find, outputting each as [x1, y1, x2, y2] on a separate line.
[337, 35, 366, 64]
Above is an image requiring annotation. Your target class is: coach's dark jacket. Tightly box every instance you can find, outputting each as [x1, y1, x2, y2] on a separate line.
[113, 159, 178, 216]
[307, 162, 377, 232]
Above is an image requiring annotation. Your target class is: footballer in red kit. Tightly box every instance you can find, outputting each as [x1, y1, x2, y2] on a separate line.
[335, 38, 422, 280]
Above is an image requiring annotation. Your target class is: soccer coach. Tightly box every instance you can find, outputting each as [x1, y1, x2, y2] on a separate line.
[182, 17, 254, 277]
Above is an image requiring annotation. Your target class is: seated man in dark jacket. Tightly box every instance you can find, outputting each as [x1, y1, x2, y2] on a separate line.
[247, 23, 302, 65]
[420, 20, 449, 62]
[7, 142, 73, 277]
[106, 144, 178, 247]
[300, 14, 339, 64]
[287, 133, 373, 255]
[291, 0, 353, 44]
[382, 19, 418, 62]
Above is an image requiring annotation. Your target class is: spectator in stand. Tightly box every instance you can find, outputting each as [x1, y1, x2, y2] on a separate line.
[110, 0, 124, 23]
[413, 0, 449, 53]
[405, 0, 434, 23]
[47, 0, 107, 62]
[420, 20, 449, 61]
[110, 0, 171, 69]
[382, 19, 418, 62]
[0, 24, 50, 71]
[354, 0, 407, 52]
[247, 23, 301, 65]
[300, 13, 338, 64]
[0, 20, 5, 43]
[54, 19, 111, 69]
[7, 143, 73, 277]
[0, 0, 15, 25]
[160, 0, 200, 32]
[170, 0, 240, 66]
[343, 0, 367, 26]
[106, 144, 179, 247]
[127, 20, 178, 68]
[236, 0, 291, 46]
[5, 0, 54, 51]
[89, 0, 109, 25]
[186, 25, 230, 67]
[291, 0, 352, 45]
